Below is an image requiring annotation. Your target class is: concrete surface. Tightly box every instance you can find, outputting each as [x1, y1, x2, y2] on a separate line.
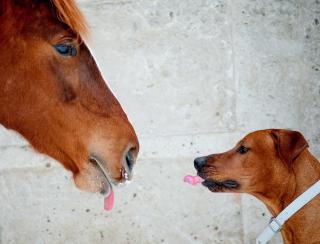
[0, 155, 244, 244]
[1, 0, 319, 243]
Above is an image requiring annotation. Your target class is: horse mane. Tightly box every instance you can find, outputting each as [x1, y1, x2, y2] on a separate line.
[51, 0, 89, 38]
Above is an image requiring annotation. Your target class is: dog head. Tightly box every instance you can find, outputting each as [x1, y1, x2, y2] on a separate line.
[194, 129, 308, 194]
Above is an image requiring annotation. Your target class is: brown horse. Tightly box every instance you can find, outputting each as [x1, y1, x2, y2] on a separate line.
[0, 0, 139, 207]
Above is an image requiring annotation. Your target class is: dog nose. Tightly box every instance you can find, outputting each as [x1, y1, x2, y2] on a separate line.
[194, 156, 207, 171]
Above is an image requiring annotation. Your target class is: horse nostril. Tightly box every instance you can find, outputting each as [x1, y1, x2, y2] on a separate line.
[125, 148, 136, 172]
[194, 156, 207, 171]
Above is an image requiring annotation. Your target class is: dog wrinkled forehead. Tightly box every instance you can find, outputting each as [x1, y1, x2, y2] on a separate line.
[242, 129, 309, 165]
[242, 130, 275, 147]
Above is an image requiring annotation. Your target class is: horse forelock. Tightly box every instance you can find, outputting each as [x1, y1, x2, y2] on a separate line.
[1, 1, 89, 39]
[50, 0, 89, 39]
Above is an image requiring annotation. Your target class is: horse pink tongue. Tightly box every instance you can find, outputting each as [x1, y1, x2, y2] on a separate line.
[184, 175, 204, 186]
[104, 190, 114, 211]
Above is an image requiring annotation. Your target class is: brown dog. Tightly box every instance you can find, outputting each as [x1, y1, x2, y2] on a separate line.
[194, 129, 320, 244]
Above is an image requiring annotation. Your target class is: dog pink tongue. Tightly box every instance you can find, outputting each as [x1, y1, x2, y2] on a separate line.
[184, 175, 204, 185]
[104, 190, 114, 211]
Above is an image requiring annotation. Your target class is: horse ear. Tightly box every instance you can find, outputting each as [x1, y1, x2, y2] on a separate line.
[270, 129, 308, 165]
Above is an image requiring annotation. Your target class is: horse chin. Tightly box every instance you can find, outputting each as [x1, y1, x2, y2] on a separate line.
[88, 156, 114, 195]
[99, 178, 112, 197]
[73, 157, 113, 194]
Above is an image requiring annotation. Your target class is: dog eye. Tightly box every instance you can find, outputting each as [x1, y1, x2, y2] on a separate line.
[54, 44, 77, 57]
[237, 145, 249, 154]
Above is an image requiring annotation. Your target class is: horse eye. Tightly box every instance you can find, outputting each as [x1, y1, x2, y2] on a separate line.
[54, 44, 77, 57]
[237, 145, 249, 154]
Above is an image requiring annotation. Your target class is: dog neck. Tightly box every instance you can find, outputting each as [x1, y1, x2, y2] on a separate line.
[255, 150, 320, 243]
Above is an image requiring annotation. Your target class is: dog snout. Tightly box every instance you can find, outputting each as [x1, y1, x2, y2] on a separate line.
[194, 156, 207, 171]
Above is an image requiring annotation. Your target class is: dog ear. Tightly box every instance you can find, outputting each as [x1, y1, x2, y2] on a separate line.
[270, 129, 308, 165]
